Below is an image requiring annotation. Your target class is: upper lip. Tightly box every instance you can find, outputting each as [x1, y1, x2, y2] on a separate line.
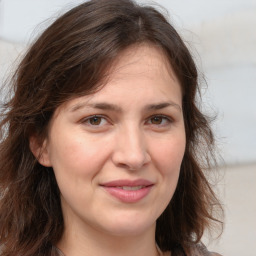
[100, 179, 154, 187]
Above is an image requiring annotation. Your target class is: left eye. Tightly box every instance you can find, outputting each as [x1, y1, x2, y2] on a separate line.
[147, 115, 171, 125]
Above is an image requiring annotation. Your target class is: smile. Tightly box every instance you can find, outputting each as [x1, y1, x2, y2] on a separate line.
[117, 186, 145, 190]
[100, 179, 154, 203]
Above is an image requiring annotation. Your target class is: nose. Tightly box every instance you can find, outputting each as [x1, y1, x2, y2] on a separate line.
[112, 126, 151, 171]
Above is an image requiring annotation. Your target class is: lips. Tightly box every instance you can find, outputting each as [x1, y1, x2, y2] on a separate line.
[118, 186, 145, 190]
[100, 179, 154, 203]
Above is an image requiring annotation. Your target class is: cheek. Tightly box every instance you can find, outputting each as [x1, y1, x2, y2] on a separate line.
[50, 133, 109, 169]
[150, 134, 185, 216]
[49, 135, 107, 199]
[48, 132, 115, 194]
[151, 133, 186, 175]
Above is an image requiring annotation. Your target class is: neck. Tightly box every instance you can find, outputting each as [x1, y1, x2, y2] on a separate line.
[56, 221, 159, 256]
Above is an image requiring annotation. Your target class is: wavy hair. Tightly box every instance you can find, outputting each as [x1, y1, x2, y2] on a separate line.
[0, 0, 223, 255]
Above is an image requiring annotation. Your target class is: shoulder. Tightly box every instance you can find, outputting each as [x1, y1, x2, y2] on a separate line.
[190, 243, 223, 256]
[160, 243, 223, 256]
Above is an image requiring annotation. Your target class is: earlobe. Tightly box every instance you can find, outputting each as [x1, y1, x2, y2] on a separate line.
[29, 136, 52, 167]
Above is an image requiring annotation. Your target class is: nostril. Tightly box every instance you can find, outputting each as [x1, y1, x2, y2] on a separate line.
[114, 152, 151, 171]
[112, 133, 151, 170]
[116, 162, 138, 171]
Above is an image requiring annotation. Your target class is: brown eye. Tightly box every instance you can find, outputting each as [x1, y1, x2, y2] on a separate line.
[150, 116, 163, 125]
[89, 116, 103, 125]
[147, 115, 171, 127]
[81, 115, 109, 130]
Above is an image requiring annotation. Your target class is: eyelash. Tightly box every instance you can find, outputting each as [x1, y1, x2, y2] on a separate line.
[146, 115, 173, 126]
[81, 115, 109, 127]
[80, 114, 173, 128]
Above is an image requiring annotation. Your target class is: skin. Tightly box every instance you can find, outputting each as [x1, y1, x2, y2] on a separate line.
[32, 44, 186, 256]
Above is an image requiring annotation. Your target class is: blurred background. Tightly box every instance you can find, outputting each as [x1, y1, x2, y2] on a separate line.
[0, 0, 255, 255]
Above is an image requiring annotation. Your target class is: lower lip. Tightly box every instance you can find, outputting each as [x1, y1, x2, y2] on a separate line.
[102, 186, 153, 203]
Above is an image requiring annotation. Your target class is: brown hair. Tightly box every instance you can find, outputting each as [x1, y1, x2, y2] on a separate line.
[0, 0, 223, 255]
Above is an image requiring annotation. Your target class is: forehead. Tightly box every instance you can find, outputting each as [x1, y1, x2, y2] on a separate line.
[57, 43, 181, 113]
[108, 43, 178, 83]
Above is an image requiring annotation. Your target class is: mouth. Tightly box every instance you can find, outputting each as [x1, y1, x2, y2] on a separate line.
[116, 185, 147, 191]
[100, 179, 154, 203]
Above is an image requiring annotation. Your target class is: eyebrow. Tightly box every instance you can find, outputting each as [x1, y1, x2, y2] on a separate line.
[70, 102, 122, 112]
[70, 101, 181, 112]
[145, 102, 181, 112]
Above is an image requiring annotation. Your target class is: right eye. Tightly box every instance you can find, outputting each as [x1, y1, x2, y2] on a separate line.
[81, 115, 108, 127]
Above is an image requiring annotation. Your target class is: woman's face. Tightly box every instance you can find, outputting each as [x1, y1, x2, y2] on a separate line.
[38, 44, 186, 238]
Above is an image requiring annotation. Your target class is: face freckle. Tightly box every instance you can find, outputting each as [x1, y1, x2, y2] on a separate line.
[42, 44, 186, 240]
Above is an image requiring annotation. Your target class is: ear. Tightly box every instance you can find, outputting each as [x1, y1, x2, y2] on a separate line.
[29, 135, 52, 167]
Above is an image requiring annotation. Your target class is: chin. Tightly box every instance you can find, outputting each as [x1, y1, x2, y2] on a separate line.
[100, 215, 156, 237]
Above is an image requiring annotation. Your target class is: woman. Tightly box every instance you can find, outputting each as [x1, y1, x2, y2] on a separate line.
[0, 0, 223, 255]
